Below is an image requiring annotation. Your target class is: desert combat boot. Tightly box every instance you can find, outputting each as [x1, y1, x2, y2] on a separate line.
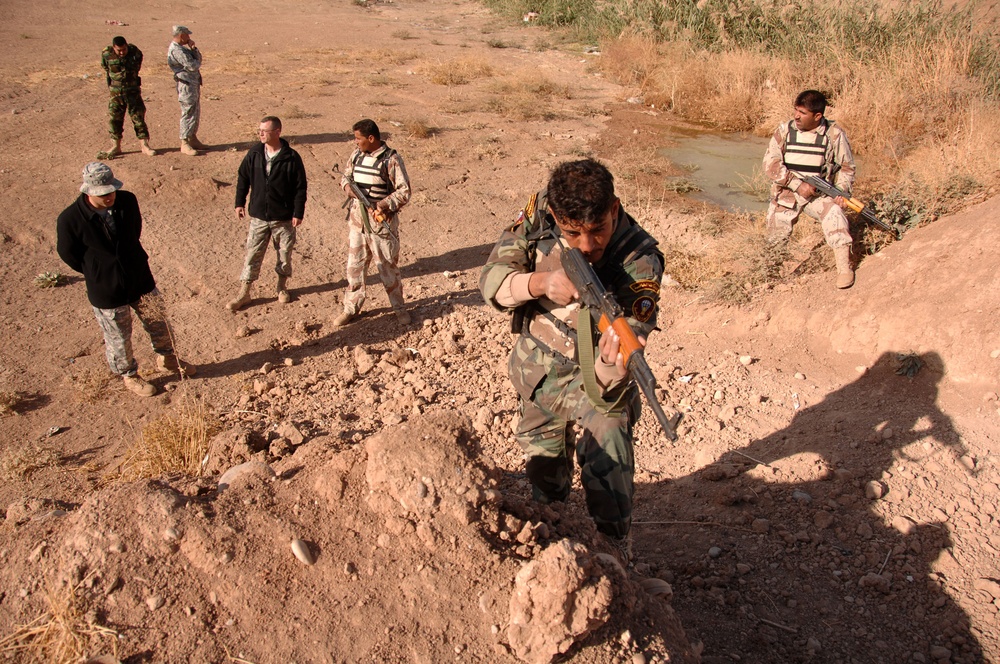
[140, 139, 157, 156]
[833, 245, 855, 289]
[187, 134, 208, 150]
[157, 354, 197, 377]
[227, 281, 252, 312]
[277, 275, 291, 304]
[123, 373, 156, 397]
[180, 138, 198, 156]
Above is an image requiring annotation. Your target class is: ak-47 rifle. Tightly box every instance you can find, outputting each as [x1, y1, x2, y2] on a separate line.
[798, 174, 900, 239]
[343, 172, 390, 235]
[560, 245, 678, 442]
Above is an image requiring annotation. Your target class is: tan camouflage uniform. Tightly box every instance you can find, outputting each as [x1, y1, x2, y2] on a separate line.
[338, 145, 411, 315]
[101, 43, 149, 140]
[480, 191, 664, 538]
[763, 119, 856, 248]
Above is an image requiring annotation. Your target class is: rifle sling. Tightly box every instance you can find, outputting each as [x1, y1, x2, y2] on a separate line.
[577, 308, 628, 416]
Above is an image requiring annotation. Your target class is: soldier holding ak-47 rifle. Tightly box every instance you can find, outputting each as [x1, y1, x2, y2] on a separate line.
[763, 89, 859, 289]
[480, 158, 669, 557]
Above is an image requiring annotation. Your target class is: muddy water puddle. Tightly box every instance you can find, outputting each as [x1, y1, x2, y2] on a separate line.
[658, 128, 770, 213]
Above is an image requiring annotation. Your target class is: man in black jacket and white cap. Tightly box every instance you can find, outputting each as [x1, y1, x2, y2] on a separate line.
[228, 116, 308, 311]
[57, 162, 195, 397]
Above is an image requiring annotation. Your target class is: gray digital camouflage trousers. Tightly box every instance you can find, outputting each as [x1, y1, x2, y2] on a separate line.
[341, 221, 403, 315]
[766, 196, 852, 247]
[510, 338, 640, 538]
[238, 217, 295, 283]
[175, 80, 200, 140]
[92, 290, 174, 376]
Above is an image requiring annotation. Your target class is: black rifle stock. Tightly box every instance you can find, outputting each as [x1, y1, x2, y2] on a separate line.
[799, 174, 900, 238]
[560, 246, 678, 441]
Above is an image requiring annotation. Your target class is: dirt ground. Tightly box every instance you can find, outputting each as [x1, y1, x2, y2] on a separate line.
[1, 0, 998, 662]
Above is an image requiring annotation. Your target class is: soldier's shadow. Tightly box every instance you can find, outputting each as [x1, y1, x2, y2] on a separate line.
[636, 351, 986, 663]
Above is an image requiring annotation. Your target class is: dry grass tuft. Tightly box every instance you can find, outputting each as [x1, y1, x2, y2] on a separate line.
[660, 243, 719, 291]
[0, 390, 24, 416]
[66, 370, 111, 404]
[425, 57, 494, 85]
[34, 272, 66, 288]
[391, 29, 416, 40]
[0, 581, 118, 663]
[116, 396, 221, 481]
[402, 118, 435, 139]
[0, 443, 62, 481]
[282, 104, 319, 120]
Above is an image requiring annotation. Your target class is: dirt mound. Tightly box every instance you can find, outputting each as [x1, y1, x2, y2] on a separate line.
[2, 411, 692, 662]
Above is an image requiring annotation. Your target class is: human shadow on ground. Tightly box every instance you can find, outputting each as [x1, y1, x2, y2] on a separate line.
[635, 351, 987, 663]
[190, 288, 483, 380]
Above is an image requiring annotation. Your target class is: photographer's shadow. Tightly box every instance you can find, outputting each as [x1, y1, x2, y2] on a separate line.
[637, 351, 985, 663]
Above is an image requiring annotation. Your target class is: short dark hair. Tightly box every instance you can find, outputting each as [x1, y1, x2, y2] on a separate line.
[261, 116, 282, 130]
[795, 90, 827, 115]
[352, 119, 380, 141]
[546, 159, 617, 227]
[112, 36, 127, 48]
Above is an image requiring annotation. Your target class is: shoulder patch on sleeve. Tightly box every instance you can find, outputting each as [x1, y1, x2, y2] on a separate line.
[632, 296, 656, 322]
[524, 193, 538, 221]
[508, 210, 525, 232]
[629, 279, 661, 294]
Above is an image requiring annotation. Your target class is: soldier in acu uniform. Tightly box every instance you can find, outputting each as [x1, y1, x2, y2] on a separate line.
[332, 119, 412, 327]
[480, 158, 664, 550]
[763, 89, 858, 288]
[100, 36, 156, 158]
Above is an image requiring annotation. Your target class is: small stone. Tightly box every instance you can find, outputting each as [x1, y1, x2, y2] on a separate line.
[708, 546, 722, 558]
[291, 539, 314, 565]
[261, 361, 274, 374]
[929, 646, 951, 660]
[892, 515, 916, 536]
[163, 527, 180, 541]
[632, 653, 648, 664]
[959, 455, 976, 471]
[344, 562, 357, 575]
[751, 518, 770, 533]
[620, 630, 634, 647]
[792, 490, 812, 504]
[881, 427, 894, 440]
[739, 355, 753, 366]
[146, 595, 165, 611]
[284, 357, 295, 367]
[990, 349, 1000, 359]
[794, 372, 806, 380]
[865, 481, 885, 500]
[235, 325, 251, 338]
[834, 468, 853, 481]
[814, 511, 834, 529]
[912, 653, 927, 663]
[718, 405, 737, 422]
[713, 389, 724, 401]
[807, 637, 821, 652]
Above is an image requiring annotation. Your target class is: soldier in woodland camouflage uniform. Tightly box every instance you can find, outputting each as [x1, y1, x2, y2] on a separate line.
[480, 159, 664, 544]
[332, 119, 412, 327]
[100, 36, 156, 158]
[763, 89, 857, 288]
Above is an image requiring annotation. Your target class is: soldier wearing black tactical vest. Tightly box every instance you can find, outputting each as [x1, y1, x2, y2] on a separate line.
[763, 90, 857, 288]
[100, 37, 156, 158]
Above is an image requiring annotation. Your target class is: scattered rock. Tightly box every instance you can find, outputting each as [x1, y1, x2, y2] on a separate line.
[739, 355, 753, 366]
[218, 460, 276, 490]
[291, 539, 315, 565]
[146, 595, 165, 611]
[865, 480, 885, 500]
[891, 515, 916, 536]
[751, 519, 770, 533]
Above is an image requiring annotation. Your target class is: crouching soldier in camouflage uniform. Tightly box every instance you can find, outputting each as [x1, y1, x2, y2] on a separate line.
[57, 163, 195, 397]
[100, 36, 156, 158]
[764, 89, 857, 288]
[480, 158, 664, 549]
[332, 119, 412, 327]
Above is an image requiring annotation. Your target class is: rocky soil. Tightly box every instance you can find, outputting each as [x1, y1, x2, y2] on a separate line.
[1, 0, 998, 662]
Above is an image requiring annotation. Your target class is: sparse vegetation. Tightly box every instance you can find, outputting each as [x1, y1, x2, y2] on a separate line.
[0, 581, 118, 663]
[0, 390, 23, 416]
[34, 272, 66, 288]
[0, 442, 61, 481]
[425, 57, 494, 85]
[117, 396, 221, 481]
[66, 369, 111, 404]
[486, 38, 508, 48]
[403, 118, 434, 138]
[282, 104, 319, 120]
[392, 29, 416, 40]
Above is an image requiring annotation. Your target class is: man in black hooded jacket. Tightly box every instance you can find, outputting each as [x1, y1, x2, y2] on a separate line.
[228, 115, 308, 311]
[57, 162, 194, 397]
